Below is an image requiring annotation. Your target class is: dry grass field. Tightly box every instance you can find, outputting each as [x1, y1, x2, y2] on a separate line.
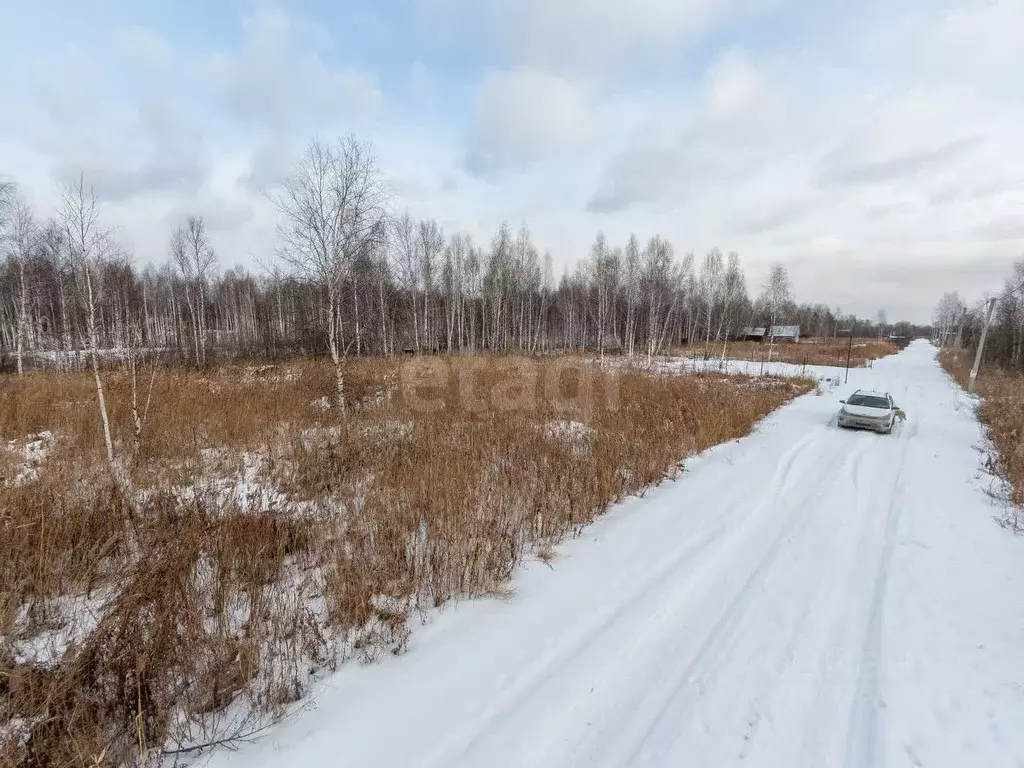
[941, 348, 1024, 527]
[0, 355, 813, 766]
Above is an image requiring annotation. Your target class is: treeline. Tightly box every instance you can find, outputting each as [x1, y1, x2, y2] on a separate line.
[2, 137, 912, 382]
[935, 260, 1024, 368]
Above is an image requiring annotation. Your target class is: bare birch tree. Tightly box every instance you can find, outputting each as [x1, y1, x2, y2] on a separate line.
[59, 175, 128, 494]
[762, 263, 792, 363]
[719, 251, 747, 362]
[273, 135, 388, 410]
[698, 248, 724, 358]
[623, 234, 640, 358]
[391, 212, 420, 351]
[641, 236, 679, 363]
[934, 291, 966, 347]
[416, 219, 444, 352]
[0, 181, 12, 232]
[4, 194, 36, 375]
[171, 216, 217, 367]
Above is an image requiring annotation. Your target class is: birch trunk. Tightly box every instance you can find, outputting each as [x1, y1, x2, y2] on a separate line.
[328, 290, 346, 411]
[16, 259, 26, 376]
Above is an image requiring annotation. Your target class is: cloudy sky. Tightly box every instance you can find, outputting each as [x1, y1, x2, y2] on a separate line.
[1, 0, 1022, 322]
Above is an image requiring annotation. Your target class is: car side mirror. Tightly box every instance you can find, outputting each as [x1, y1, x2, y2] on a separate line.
[839, 399, 846, 404]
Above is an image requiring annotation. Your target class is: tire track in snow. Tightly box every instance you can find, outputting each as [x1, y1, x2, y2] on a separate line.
[730, 429, 891, 766]
[593, 432, 865, 767]
[425, 430, 832, 768]
[418, 517, 749, 767]
[556, 425, 872, 767]
[732, 435, 879, 763]
[844, 395, 919, 768]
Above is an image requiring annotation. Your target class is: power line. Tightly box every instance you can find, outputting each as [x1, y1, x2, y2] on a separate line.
[1005, 279, 1024, 299]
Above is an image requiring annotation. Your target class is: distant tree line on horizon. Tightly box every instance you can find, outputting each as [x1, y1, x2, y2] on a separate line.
[1, 136, 923, 389]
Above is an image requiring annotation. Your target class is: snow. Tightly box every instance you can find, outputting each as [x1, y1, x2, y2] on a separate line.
[28, 347, 171, 367]
[300, 426, 343, 450]
[197, 341, 1024, 768]
[3, 430, 54, 485]
[0, 718, 33, 750]
[358, 420, 414, 442]
[9, 589, 112, 668]
[542, 420, 594, 456]
[147, 450, 291, 514]
[636, 354, 848, 381]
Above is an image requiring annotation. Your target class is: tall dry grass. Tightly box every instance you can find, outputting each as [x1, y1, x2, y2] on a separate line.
[0, 355, 813, 766]
[941, 348, 1024, 526]
[686, 338, 898, 368]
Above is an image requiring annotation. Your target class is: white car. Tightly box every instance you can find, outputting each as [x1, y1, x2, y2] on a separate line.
[837, 389, 899, 434]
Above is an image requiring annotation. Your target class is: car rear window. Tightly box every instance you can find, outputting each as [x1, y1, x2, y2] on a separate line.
[847, 394, 889, 409]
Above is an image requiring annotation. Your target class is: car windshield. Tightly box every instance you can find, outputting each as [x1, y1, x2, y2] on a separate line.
[847, 394, 889, 409]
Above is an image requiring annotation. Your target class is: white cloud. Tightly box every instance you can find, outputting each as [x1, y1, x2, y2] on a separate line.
[587, 47, 790, 213]
[199, 7, 382, 131]
[934, 0, 1024, 86]
[465, 68, 595, 179]
[504, 0, 732, 68]
[116, 26, 174, 72]
[817, 136, 983, 188]
[704, 49, 774, 123]
[407, 61, 437, 106]
[244, 135, 305, 194]
[421, 0, 777, 74]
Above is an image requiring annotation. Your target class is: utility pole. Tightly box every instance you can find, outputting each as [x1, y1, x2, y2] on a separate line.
[839, 327, 856, 385]
[844, 325, 854, 384]
[968, 297, 998, 393]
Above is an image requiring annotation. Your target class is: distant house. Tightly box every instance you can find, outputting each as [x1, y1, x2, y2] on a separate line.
[888, 333, 907, 347]
[739, 326, 800, 343]
[741, 327, 767, 341]
[770, 325, 800, 343]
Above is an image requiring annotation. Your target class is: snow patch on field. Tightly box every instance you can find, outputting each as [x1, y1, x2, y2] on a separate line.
[8, 589, 113, 668]
[0, 718, 33, 751]
[2, 431, 55, 486]
[28, 347, 170, 368]
[612, 354, 854, 387]
[542, 420, 594, 455]
[358, 420, 414, 441]
[301, 420, 414, 448]
[300, 426, 343, 450]
[355, 381, 398, 411]
[241, 364, 299, 384]
[140, 449, 292, 514]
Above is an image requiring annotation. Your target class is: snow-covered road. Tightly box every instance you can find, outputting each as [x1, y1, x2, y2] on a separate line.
[205, 340, 1024, 768]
